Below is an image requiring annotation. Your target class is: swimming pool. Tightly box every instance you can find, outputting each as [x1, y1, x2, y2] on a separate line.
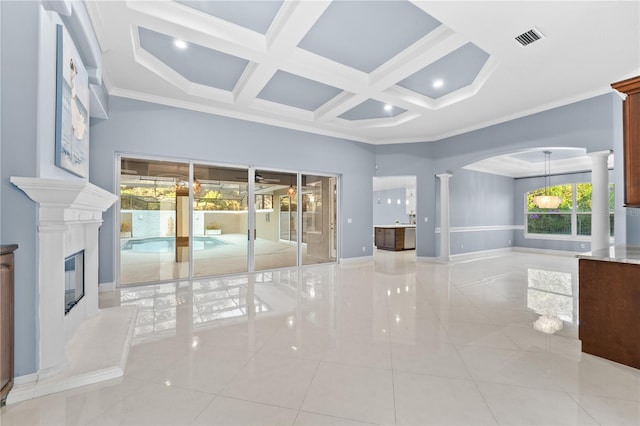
[121, 236, 227, 253]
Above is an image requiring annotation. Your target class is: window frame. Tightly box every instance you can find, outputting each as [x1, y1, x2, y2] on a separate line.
[524, 183, 614, 242]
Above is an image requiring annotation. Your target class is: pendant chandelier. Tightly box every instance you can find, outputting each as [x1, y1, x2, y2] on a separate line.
[287, 176, 296, 197]
[533, 151, 561, 209]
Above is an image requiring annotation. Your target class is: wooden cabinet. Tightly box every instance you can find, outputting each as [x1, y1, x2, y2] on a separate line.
[612, 76, 640, 206]
[578, 258, 640, 369]
[0, 245, 17, 406]
[375, 227, 415, 251]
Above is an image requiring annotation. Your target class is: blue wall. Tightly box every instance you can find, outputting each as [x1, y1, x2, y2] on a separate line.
[1, 0, 40, 376]
[90, 97, 376, 283]
[375, 93, 634, 258]
[447, 169, 515, 255]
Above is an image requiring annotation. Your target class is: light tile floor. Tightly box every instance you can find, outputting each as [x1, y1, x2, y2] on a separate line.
[2, 250, 640, 425]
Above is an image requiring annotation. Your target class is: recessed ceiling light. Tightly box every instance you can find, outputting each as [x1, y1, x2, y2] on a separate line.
[432, 79, 444, 88]
[384, 104, 393, 112]
[173, 39, 188, 50]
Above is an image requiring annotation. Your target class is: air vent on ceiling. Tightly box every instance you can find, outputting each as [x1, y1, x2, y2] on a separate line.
[515, 28, 544, 46]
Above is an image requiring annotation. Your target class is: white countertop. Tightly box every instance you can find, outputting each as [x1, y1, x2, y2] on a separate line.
[577, 245, 640, 265]
[374, 225, 416, 229]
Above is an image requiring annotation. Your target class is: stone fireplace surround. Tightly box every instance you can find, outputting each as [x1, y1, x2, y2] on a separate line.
[9, 177, 136, 403]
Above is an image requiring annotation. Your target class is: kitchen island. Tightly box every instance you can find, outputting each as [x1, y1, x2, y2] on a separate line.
[577, 245, 640, 369]
[374, 225, 416, 251]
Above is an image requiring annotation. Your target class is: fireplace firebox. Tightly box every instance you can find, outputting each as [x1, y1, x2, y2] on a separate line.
[64, 251, 84, 314]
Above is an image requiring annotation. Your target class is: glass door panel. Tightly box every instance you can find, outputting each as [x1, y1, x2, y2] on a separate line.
[119, 158, 190, 285]
[119, 159, 339, 285]
[254, 170, 298, 271]
[192, 164, 249, 277]
[302, 174, 337, 265]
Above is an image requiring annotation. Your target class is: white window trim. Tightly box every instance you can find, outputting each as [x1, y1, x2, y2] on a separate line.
[524, 183, 614, 242]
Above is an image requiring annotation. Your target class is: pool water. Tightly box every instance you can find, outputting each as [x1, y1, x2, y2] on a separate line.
[121, 236, 226, 253]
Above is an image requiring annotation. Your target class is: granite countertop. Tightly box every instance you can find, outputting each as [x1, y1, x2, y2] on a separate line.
[0, 244, 18, 255]
[577, 245, 640, 265]
[374, 225, 416, 228]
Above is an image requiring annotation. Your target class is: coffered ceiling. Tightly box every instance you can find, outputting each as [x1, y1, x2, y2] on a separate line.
[86, 1, 639, 144]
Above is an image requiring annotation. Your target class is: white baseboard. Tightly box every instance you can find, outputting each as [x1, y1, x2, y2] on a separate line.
[7, 367, 125, 405]
[99, 281, 116, 292]
[449, 247, 514, 262]
[12, 372, 38, 386]
[513, 247, 582, 257]
[340, 255, 373, 264]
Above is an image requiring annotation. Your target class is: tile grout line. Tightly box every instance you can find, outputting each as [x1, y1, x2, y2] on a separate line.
[383, 271, 398, 425]
[293, 357, 323, 425]
[189, 394, 219, 425]
[452, 323, 501, 426]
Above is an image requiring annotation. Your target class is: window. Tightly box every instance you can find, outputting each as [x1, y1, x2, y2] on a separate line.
[254, 194, 273, 210]
[526, 183, 614, 239]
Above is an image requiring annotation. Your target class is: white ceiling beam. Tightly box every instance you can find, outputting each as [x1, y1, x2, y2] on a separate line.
[332, 112, 422, 130]
[369, 26, 465, 89]
[314, 92, 365, 122]
[235, 1, 331, 106]
[131, 27, 234, 104]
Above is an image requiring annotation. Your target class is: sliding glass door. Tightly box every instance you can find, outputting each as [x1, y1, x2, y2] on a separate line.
[191, 164, 249, 277]
[119, 158, 191, 285]
[119, 156, 338, 285]
[302, 174, 337, 265]
[254, 170, 298, 271]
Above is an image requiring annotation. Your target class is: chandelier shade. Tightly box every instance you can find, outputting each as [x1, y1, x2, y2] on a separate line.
[532, 194, 561, 209]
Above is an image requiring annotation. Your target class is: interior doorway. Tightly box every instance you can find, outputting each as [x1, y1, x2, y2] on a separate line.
[372, 176, 417, 254]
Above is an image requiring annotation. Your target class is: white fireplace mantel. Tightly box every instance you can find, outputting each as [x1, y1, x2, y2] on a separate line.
[10, 177, 117, 379]
[10, 177, 116, 224]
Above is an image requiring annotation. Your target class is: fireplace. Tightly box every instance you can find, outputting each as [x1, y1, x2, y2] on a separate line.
[10, 177, 117, 378]
[64, 251, 84, 314]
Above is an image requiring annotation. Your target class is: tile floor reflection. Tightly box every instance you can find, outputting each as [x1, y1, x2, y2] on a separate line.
[2, 250, 640, 425]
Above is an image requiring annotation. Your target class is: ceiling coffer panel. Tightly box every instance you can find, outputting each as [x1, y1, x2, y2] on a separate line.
[176, 0, 284, 34]
[138, 27, 249, 91]
[297, 0, 441, 73]
[397, 42, 490, 99]
[339, 99, 407, 121]
[257, 70, 343, 111]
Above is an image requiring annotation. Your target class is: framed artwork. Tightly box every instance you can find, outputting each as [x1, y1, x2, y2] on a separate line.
[55, 24, 90, 178]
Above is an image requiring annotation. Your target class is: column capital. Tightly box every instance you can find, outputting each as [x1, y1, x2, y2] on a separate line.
[436, 173, 453, 179]
[587, 150, 612, 160]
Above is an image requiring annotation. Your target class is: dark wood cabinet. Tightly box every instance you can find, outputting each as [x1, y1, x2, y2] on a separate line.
[374, 226, 417, 251]
[612, 76, 640, 206]
[0, 245, 17, 406]
[578, 258, 640, 369]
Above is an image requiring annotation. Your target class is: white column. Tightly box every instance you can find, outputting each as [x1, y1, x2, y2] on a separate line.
[588, 151, 611, 251]
[437, 173, 452, 262]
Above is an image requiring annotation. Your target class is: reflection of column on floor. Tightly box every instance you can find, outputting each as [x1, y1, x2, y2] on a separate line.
[176, 282, 193, 344]
[296, 269, 302, 352]
[176, 188, 189, 263]
[246, 275, 255, 353]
